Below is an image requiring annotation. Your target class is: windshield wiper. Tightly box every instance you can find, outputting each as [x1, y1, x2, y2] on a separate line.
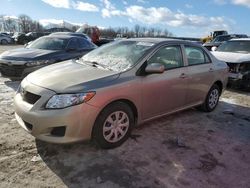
[81, 60, 113, 71]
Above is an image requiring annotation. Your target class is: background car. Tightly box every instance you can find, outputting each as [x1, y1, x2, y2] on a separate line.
[12, 32, 50, 44]
[203, 34, 248, 51]
[0, 34, 97, 80]
[0, 33, 14, 44]
[49, 32, 92, 42]
[212, 38, 250, 89]
[14, 39, 228, 149]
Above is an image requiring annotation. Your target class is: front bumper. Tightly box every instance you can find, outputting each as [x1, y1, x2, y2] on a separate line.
[0, 61, 47, 79]
[14, 79, 100, 143]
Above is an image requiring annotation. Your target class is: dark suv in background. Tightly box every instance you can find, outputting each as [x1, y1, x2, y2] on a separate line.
[12, 32, 50, 44]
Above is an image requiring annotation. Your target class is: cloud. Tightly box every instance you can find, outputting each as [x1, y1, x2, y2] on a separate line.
[101, 0, 121, 18]
[213, 0, 227, 5]
[42, 0, 99, 12]
[122, 0, 128, 5]
[214, 0, 250, 8]
[100, 3, 231, 30]
[185, 4, 193, 8]
[137, 0, 147, 3]
[232, 0, 250, 7]
[73, 1, 99, 12]
[41, 0, 71, 8]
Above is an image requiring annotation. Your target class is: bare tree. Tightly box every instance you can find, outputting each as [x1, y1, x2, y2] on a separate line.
[18, 14, 32, 33]
[134, 24, 140, 37]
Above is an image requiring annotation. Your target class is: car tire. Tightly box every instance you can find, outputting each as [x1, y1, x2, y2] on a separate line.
[1, 39, 8, 45]
[198, 84, 220, 112]
[92, 102, 134, 149]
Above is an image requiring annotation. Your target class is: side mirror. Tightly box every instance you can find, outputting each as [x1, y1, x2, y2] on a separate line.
[145, 63, 165, 74]
[211, 46, 217, 51]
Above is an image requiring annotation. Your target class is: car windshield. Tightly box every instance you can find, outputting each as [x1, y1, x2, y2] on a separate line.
[80, 40, 154, 72]
[212, 36, 231, 42]
[217, 41, 250, 53]
[27, 37, 68, 50]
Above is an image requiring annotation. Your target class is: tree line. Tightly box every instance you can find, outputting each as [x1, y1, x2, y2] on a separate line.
[101, 24, 173, 38]
[0, 14, 173, 38]
[0, 14, 43, 33]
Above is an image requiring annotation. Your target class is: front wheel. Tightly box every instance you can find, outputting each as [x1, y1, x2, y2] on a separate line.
[92, 102, 134, 149]
[198, 84, 220, 112]
[1, 39, 8, 45]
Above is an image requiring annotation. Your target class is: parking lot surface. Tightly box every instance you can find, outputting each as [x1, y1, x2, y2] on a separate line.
[0, 45, 250, 188]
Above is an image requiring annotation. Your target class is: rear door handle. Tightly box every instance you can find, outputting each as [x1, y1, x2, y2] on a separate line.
[179, 73, 187, 79]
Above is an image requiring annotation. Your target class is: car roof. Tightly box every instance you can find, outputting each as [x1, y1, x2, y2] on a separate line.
[121, 38, 201, 47]
[50, 32, 88, 36]
[42, 35, 83, 39]
[216, 34, 247, 37]
[230, 38, 250, 41]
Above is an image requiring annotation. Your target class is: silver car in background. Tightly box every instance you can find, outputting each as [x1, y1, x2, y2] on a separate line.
[0, 33, 13, 44]
[14, 39, 228, 148]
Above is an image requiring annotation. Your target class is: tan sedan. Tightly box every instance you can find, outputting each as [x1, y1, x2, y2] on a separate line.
[14, 39, 228, 148]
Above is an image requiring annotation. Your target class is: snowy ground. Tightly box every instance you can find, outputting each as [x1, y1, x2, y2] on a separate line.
[0, 45, 250, 188]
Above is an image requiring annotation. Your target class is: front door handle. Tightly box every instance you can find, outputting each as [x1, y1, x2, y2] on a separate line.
[179, 73, 187, 79]
[209, 68, 214, 72]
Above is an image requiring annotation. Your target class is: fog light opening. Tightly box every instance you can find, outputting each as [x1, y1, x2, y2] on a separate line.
[51, 126, 66, 137]
[24, 121, 33, 131]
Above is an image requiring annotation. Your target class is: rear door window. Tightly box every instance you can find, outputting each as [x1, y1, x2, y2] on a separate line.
[78, 38, 91, 49]
[185, 46, 211, 66]
[67, 38, 79, 50]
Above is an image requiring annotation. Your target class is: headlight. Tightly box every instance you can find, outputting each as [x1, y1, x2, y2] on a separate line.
[26, 60, 52, 67]
[45, 92, 96, 109]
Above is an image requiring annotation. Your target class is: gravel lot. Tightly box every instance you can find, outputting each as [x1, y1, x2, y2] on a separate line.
[0, 45, 250, 188]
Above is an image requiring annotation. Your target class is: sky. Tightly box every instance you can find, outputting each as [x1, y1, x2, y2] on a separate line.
[1, 0, 250, 37]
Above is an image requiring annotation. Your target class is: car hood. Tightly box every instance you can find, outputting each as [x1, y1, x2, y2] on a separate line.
[26, 60, 120, 93]
[211, 51, 250, 63]
[0, 48, 58, 61]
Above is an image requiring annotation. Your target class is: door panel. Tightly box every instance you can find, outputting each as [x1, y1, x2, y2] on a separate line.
[141, 45, 189, 120]
[186, 64, 215, 105]
[141, 67, 188, 120]
[184, 46, 215, 105]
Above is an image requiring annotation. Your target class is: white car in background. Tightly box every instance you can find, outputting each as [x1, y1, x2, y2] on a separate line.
[212, 38, 250, 89]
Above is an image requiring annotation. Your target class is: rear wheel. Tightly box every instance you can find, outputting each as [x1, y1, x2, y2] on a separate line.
[92, 102, 134, 149]
[198, 84, 220, 112]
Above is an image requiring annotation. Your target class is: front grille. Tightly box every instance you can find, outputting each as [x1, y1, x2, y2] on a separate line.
[22, 91, 41, 104]
[0, 63, 25, 77]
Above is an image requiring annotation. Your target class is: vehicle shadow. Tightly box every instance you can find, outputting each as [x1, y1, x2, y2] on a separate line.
[4, 80, 20, 91]
[35, 140, 143, 188]
[36, 100, 250, 188]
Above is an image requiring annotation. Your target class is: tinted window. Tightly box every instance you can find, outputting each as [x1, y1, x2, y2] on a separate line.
[27, 37, 68, 50]
[78, 38, 93, 49]
[185, 46, 210, 65]
[148, 46, 183, 70]
[67, 38, 79, 49]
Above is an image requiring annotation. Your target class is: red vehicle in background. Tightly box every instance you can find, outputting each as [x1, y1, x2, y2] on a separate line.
[76, 24, 100, 44]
